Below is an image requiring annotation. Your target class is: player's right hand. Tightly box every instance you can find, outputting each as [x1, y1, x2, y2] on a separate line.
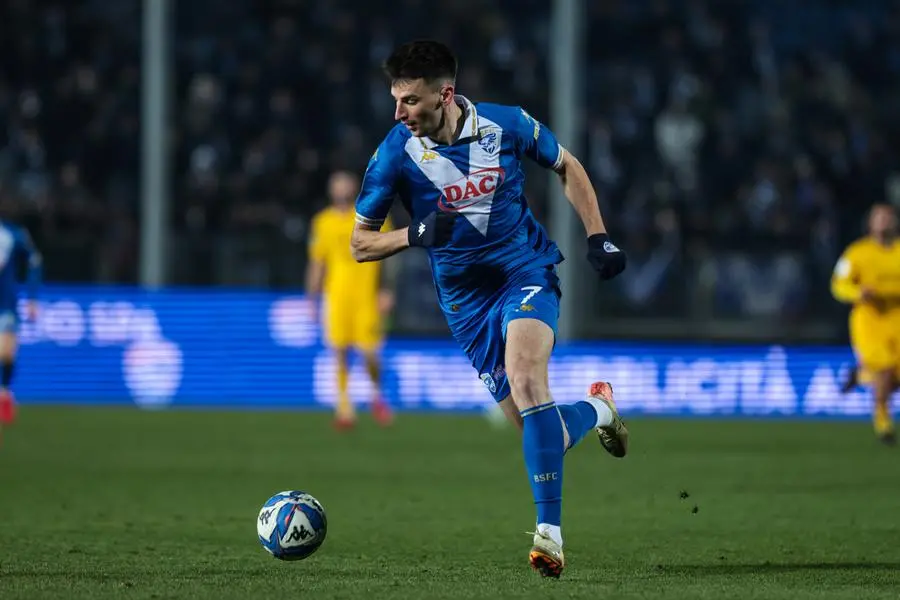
[861, 288, 887, 313]
[305, 297, 320, 325]
[407, 211, 456, 248]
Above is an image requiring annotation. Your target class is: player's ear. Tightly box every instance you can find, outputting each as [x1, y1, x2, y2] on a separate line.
[439, 83, 455, 107]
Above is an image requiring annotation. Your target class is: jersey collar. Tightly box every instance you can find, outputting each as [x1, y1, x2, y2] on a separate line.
[417, 95, 479, 150]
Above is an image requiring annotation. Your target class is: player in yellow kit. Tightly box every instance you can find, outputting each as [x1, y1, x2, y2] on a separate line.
[831, 204, 900, 444]
[306, 170, 395, 430]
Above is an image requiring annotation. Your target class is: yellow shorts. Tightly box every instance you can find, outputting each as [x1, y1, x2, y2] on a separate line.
[323, 295, 383, 351]
[850, 306, 900, 382]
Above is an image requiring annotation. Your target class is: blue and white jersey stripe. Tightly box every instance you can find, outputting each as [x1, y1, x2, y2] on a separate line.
[356, 97, 565, 319]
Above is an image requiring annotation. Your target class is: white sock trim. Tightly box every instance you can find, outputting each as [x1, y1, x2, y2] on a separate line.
[537, 523, 563, 548]
[584, 397, 614, 428]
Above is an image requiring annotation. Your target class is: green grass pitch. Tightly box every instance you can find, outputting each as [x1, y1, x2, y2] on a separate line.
[1, 407, 899, 599]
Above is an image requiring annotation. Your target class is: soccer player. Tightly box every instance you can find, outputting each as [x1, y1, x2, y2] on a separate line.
[351, 40, 628, 577]
[307, 170, 395, 430]
[0, 220, 41, 425]
[831, 203, 900, 445]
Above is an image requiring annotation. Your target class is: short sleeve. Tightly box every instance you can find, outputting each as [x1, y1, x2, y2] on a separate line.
[513, 107, 565, 170]
[833, 244, 862, 281]
[355, 142, 399, 230]
[833, 254, 854, 279]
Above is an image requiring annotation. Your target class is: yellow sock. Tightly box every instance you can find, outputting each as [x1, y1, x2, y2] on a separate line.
[874, 403, 893, 434]
[336, 356, 353, 419]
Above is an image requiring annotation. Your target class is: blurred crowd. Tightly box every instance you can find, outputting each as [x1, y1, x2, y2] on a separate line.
[1, 0, 899, 336]
[583, 0, 900, 326]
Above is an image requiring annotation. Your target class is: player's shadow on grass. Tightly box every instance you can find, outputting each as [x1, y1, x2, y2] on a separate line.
[655, 561, 900, 576]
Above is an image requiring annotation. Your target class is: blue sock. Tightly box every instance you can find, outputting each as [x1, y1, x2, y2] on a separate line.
[558, 401, 599, 451]
[521, 401, 565, 526]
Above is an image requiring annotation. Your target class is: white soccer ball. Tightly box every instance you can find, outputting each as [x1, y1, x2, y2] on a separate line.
[256, 491, 327, 561]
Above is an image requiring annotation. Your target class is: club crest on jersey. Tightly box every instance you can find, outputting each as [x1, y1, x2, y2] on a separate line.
[477, 130, 499, 154]
[439, 167, 506, 211]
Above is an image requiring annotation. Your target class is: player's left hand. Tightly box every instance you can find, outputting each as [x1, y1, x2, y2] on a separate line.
[586, 233, 626, 280]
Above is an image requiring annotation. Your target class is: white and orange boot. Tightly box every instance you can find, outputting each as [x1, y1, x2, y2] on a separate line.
[587, 382, 628, 458]
[528, 526, 565, 578]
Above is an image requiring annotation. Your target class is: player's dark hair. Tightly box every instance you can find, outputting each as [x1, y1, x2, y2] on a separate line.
[383, 40, 457, 84]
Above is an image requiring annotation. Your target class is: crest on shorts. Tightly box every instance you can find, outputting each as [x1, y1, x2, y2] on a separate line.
[480, 372, 497, 394]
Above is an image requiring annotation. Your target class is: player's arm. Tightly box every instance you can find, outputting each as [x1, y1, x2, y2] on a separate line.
[515, 108, 606, 235]
[352, 138, 456, 262]
[553, 151, 607, 236]
[831, 248, 863, 304]
[305, 260, 325, 296]
[351, 142, 411, 263]
[350, 224, 409, 263]
[305, 214, 326, 298]
[516, 107, 624, 279]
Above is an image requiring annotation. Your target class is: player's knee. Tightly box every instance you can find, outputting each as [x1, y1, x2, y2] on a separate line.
[507, 365, 549, 410]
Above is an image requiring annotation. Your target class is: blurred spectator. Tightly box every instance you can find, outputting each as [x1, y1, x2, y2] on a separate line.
[1, 0, 899, 339]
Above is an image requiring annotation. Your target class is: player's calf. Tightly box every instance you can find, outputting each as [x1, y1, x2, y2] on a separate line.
[332, 347, 354, 425]
[361, 348, 393, 427]
[506, 318, 566, 567]
[872, 370, 895, 444]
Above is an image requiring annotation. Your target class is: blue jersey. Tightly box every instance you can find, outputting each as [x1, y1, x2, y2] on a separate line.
[355, 97, 565, 330]
[0, 221, 42, 310]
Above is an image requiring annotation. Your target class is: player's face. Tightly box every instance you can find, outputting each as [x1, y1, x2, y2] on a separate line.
[328, 172, 358, 209]
[391, 78, 451, 138]
[869, 205, 897, 237]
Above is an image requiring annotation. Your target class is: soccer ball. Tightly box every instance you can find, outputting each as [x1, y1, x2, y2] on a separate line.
[256, 491, 327, 561]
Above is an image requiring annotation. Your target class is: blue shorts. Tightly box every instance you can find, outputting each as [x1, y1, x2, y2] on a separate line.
[450, 266, 561, 402]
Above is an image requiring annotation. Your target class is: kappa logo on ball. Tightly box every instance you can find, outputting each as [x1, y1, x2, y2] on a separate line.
[439, 167, 505, 211]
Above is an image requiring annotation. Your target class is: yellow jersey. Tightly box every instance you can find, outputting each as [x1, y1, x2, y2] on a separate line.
[308, 207, 390, 300]
[831, 237, 900, 305]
